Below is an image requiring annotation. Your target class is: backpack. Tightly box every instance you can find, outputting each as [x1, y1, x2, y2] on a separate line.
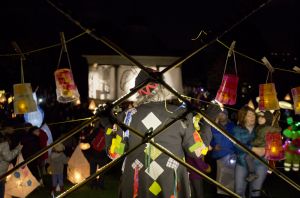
[91, 128, 106, 152]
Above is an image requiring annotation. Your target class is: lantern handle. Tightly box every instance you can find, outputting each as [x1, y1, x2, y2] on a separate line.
[11, 41, 26, 83]
[222, 40, 238, 77]
[57, 32, 72, 69]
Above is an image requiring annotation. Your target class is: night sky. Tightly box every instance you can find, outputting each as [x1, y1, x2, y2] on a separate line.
[0, 0, 299, 102]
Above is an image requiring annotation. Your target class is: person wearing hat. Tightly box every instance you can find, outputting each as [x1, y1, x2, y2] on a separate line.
[209, 107, 236, 196]
[48, 143, 68, 195]
[102, 69, 207, 198]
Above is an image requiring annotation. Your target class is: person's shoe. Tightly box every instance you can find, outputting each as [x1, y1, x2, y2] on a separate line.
[246, 173, 258, 182]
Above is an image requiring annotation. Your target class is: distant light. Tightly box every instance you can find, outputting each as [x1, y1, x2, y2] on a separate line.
[242, 94, 245, 98]
[38, 98, 43, 103]
[248, 85, 252, 89]
[201, 88, 204, 92]
[284, 93, 291, 101]
[93, 63, 98, 68]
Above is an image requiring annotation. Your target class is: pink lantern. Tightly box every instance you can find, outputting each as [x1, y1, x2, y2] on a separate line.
[54, 68, 80, 103]
[215, 74, 239, 105]
[258, 83, 280, 111]
[265, 132, 284, 161]
[291, 87, 300, 114]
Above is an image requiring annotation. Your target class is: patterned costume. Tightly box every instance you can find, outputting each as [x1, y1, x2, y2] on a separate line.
[104, 102, 206, 198]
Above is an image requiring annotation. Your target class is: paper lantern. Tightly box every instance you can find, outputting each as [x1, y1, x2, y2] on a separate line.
[258, 83, 280, 111]
[265, 132, 284, 161]
[5, 154, 39, 197]
[67, 145, 90, 184]
[13, 83, 37, 114]
[291, 87, 300, 114]
[215, 74, 239, 105]
[54, 68, 80, 103]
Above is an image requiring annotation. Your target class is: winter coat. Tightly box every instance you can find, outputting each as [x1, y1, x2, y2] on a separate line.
[0, 142, 21, 176]
[49, 152, 68, 174]
[210, 121, 235, 159]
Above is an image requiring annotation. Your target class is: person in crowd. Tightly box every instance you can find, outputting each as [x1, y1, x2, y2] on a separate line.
[49, 143, 68, 195]
[0, 131, 23, 198]
[210, 108, 236, 197]
[101, 69, 206, 197]
[186, 155, 211, 198]
[82, 120, 109, 189]
[233, 106, 267, 198]
[20, 126, 42, 183]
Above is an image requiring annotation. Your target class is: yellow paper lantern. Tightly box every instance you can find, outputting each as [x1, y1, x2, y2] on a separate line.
[258, 83, 280, 111]
[291, 87, 300, 114]
[13, 83, 37, 114]
[54, 68, 80, 103]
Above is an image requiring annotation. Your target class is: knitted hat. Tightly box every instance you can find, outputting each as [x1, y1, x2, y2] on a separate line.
[134, 68, 159, 95]
[53, 143, 65, 152]
[257, 111, 273, 126]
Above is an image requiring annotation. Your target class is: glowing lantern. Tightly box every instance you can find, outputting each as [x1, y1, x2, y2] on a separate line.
[79, 142, 91, 150]
[215, 74, 239, 105]
[291, 87, 300, 114]
[265, 132, 284, 161]
[88, 100, 96, 110]
[284, 93, 291, 101]
[258, 83, 280, 111]
[67, 145, 90, 184]
[54, 68, 80, 103]
[13, 83, 37, 114]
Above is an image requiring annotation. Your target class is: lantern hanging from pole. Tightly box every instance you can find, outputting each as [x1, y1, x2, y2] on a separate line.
[54, 68, 80, 103]
[215, 74, 239, 105]
[258, 83, 280, 111]
[291, 87, 300, 114]
[265, 131, 284, 161]
[13, 83, 37, 114]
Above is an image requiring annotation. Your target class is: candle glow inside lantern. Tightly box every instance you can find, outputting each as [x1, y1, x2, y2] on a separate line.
[258, 83, 280, 111]
[215, 74, 239, 105]
[291, 87, 300, 114]
[13, 83, 37, 114]
[54, 68, 80, 103]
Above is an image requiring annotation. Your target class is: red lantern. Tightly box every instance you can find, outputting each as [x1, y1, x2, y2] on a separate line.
[215, 74, 239, 105]
[291, 87, 300, 114]
[265, 132, 284, 161]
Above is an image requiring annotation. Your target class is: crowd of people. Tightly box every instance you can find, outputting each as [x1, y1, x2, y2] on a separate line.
[0, 70, 291, 198]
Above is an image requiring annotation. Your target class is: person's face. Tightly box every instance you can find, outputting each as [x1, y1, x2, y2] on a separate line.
[218, 112, 227, 122]
[244, 111, 256, 126]
[258, 116, 266, 125]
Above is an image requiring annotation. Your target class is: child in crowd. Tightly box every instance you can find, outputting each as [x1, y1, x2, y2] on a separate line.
[49, 143, 68, 195]
[245, 111, 276, 182]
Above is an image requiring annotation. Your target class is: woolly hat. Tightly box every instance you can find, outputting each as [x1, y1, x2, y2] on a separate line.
[53, 143, 65, 152]
[134, 68, 159, 95]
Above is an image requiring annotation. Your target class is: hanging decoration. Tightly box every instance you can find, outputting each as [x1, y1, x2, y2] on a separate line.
[67, 145, 90, 184]
[258, 57, 279, 111]
[5, 154, 40, 197]
[291, 87, 300, 114]
[24, 92, 44, 127]
[282, 117, 300, 171]
[54, 32, 80, 103]
[12, 42, 37, 114]
[215, 41, 239, 105]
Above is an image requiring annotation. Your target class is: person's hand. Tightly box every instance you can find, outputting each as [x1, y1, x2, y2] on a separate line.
[214, 144, 222, 151]
[252, 147, 265, 157]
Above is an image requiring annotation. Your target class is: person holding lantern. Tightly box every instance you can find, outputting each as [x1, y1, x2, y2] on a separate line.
[100, 68, 207, 198]
[0, 131, 23, 198]
[233, 106, 267, 198]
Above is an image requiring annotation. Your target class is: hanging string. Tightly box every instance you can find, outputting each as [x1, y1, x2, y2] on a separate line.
[233, 50, 238, 75]
[217, 39, 300, 75]
[57, 32, 73, 69]
[0, 31, 88, 57]
[20, 57, 25, 83]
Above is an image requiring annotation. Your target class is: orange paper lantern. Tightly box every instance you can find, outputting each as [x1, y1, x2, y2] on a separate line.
[215, 74, 239, 105]
[291, 87, 300, 114]
[258, 83, 279, 111]
[54, 68, 80, 103]
[13, 83, 37, 114]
